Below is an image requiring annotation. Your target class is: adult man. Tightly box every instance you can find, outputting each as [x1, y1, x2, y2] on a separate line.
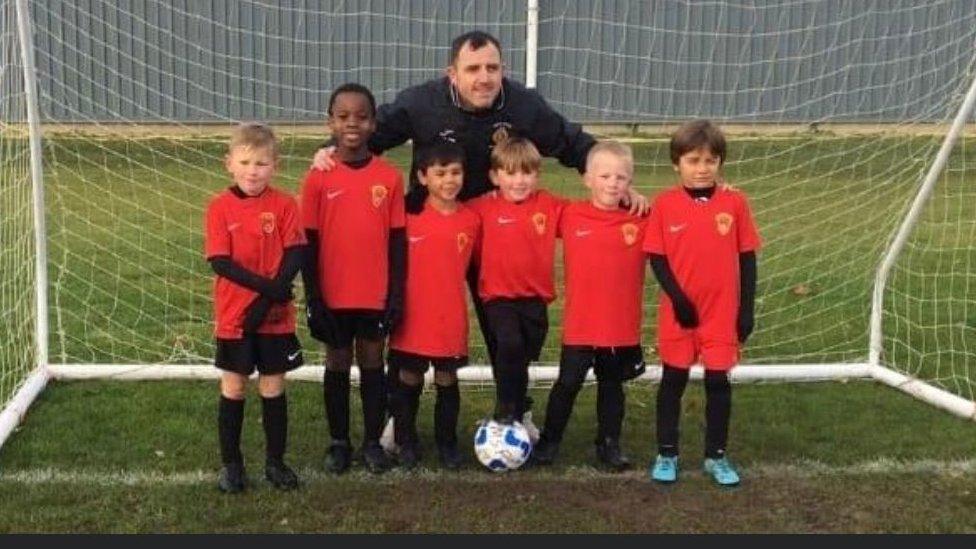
[312, 30, 647, 210]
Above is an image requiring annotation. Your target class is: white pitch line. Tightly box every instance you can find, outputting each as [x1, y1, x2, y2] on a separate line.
[2, 459, 975, 486]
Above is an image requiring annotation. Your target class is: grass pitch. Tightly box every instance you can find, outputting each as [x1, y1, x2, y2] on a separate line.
[0, 134, 974, 532]
[38, 135, 976, 375]
[1, 379, 975, 533]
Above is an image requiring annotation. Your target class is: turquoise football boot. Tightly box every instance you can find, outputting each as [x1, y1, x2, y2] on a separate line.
[649, 454, 679, 483]
[703, 456, 741, 486]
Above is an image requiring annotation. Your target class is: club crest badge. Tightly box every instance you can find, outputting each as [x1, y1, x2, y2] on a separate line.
[457, 232, 470, 253]
[260, 212, 275, 234]
[491, 122, 513, 145]
[621, 223, 639, 246]
[531, 212, 547, 235]
[371, 185, 388, 207]
[715, 212, 733, 235]
[438, 128, 457, 143]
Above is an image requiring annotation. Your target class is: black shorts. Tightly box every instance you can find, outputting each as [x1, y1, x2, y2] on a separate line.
[484, 297, 549, 364]
[560, 344, 646, 382]
[331, 309, 385, 349]
[388, 349, 468, 373]
[215, 334, 303, 376]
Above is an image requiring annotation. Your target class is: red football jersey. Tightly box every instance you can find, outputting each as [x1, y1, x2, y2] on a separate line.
[560, 201, 648, 347]
[204, 186, 306, 339]
[643, 185, 761, 343]
[300, 157, 406, 310]
[390, 204, 481, 357]
[466, 189, 566, 302]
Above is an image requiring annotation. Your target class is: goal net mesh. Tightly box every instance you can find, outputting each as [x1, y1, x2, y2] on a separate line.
[1, 1, 974, 406]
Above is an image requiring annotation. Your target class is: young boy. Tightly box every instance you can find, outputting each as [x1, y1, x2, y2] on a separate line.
[531, 141, 648, 471]
[644, 120, 760, 486]
[204, 122, 306, 493]
[301, 83, 406, 474]
[387, 143, 481, 470]
[466, 137, 565, 426]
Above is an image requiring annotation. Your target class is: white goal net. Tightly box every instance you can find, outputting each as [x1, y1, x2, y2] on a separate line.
[1, 0, 975, 423]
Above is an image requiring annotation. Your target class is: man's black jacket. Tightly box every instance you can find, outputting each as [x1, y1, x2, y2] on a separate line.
[367, 77, 596, 201]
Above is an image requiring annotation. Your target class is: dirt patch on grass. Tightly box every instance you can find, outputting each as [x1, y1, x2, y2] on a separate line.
[2, 472, 974, 532]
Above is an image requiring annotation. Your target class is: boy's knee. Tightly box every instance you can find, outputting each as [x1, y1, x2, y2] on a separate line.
[356, 339, 385, 370]
[704, 370, 731, 393]
[220, 373, 248, 400]
[594, 368, 623, 385]
[326, 348, 353, 372]
[661, 364, 690, 388]
[433, 370, 458, 388]
[258, 373, 285, 398]
[399, 368, 424, 387]
[494, 338, 526, 366]
[555, 364, 587, 394]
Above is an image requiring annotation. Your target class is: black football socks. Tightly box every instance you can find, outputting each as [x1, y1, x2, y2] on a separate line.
[360, 369, 387, 442]
[656, 365, 689, 457]
[218, 395, 245, 465]
[261, 393, 287, 462]
[704, 370, 732, 459]
[434, 383, 460, 447]
[324, 369, 351, 442]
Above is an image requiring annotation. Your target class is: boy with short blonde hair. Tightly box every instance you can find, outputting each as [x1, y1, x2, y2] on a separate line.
[205, 122, 306, 493]
[532, 141, 648, 470]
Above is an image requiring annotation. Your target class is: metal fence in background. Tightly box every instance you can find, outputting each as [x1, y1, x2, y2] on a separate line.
[21, 0, 976, 123]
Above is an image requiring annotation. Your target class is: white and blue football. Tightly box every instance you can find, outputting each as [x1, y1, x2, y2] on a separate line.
[474, 419, 533, 472]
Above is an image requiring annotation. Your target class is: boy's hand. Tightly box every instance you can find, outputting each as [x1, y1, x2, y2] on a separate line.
[737, 307, 754, 343]
[312, 146, 338, 172]
[621, 188, 650, 216]
[258, 279, 294, 303]
[306, 300, 338, 345]
[242, 297, 273, 335]
[671, 295, 699, 329]
[379, 297, 403, 336]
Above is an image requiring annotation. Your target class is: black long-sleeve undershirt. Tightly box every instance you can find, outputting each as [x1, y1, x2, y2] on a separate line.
[209, 246, 302, 301]
[386, 227, 407, 312]
[301, 229, 323, 304]
[648, 252, 757, 306]
[739, 252, 757, 312]
[212, 246, 304, 333]
[648, 254, 689, 305]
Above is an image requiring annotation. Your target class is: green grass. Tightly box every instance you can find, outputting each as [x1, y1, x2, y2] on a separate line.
[0, 379, 974, 532]
[2, 135, 976, 531]
[33, 135, 976, 394]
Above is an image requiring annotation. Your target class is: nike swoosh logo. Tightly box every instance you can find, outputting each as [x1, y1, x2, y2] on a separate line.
[326, 189, 344, 200]
[669, 224, 687, 233]
[575, 229, 592, 237]
[497, 217, 516, 224]
[227, 222, 241, 231]
[408, 235, 426, 243]
[287, 351, 301, 362]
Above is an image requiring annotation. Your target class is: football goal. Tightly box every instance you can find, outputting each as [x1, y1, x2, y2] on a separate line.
[2, 0, 975, 451]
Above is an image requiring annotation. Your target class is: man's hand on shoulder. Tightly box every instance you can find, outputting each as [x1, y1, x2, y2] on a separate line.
[621, 187, 650, 216]
[312, 146, 337, 172]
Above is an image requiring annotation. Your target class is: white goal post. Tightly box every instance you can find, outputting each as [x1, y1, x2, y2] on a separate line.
[2, 1, 976, 453]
